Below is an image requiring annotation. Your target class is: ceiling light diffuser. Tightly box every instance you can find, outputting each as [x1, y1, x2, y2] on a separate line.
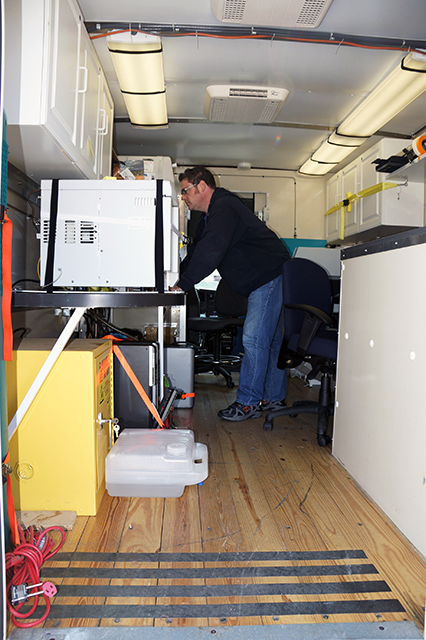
[299, 158, 338, 176]
[107, 32, 168, 129]
[338, 51, 426, 139]
[299, 50, 426, 176]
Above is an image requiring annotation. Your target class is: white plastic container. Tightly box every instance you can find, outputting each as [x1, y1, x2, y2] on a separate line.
[105, 429, 208, 498]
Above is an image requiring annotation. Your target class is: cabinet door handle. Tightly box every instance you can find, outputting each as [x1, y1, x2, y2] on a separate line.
[78, 66, 88, 94]
[98, 109, 108, 135]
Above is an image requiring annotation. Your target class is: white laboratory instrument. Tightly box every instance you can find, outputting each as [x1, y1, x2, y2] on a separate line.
[40, 179, 180, 290]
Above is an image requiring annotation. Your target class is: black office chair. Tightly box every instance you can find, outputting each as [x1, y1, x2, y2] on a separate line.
[187, 279, 247, 388]
[263, 257, 338, 446]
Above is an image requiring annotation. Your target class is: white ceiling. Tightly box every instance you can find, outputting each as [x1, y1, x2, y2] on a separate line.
[79, 0, 426, 172]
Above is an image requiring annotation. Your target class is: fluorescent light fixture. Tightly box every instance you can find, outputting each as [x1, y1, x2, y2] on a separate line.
[338, 51, 426, 138]
[299, 158, 338, 176]
[312, 140, 356, 164]
[299, 50, 426, 175]
[310, 131, 367, 164]
[107, 32, 168, 129]
[328, 131, 368, 147]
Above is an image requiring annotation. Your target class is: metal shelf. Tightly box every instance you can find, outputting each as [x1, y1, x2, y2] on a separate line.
[12, 290, 185, 309]
[389, 153, 426, 183]
[9, 289, 186, 441]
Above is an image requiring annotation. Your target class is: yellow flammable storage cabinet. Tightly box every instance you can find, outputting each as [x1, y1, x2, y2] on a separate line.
[7, 339, 113, 516]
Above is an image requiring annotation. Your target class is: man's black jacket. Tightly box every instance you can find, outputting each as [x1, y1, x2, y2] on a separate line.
[177, 187, 289, 297]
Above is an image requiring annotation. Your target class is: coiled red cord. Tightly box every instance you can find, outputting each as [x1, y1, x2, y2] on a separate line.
[5, 523, 66, 628]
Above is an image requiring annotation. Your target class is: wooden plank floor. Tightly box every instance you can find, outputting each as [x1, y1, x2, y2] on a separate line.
[8, 373, 426, 633]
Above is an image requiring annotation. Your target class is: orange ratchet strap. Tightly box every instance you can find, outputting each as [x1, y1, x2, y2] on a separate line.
[3, 451, 20, 546]
[2, 213, 13, 361]
[112, 345, 164, 429]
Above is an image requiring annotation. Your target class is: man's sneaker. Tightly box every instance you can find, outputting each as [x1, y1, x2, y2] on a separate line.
[261, 398, 287, 412]
[218, 401, 262, 422]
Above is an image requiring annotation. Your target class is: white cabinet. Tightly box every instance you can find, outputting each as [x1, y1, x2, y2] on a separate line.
[44, 0, 82, 152]
[325, 163, 358, 241]
[96, 75, 114, 179]
[77, 27, 102, 175]
[358, 144, 383, 231]
[325, 138, 425, 243]
[358, 140, 424, 234]
[4, 0, 113, 182]
[340, 161, 359, 238]
[325, 172, 341, 242]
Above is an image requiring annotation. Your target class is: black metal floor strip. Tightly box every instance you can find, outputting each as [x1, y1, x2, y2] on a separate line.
[53, 550, 367, 563]
[57, 580, 391, 598]
[41, 550, 405, 623]
[42, 599, 405, 619]
[43, 563, 378, 580]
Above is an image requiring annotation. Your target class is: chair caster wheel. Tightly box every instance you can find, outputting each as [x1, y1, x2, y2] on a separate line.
[290, 414, 298, 418]
[226, 380, 235, 389]
[317, 435, 331, 447]
[263, 420, 274, 431]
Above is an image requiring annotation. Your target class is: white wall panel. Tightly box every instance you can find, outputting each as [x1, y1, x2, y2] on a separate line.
[333, 241, 426, 557]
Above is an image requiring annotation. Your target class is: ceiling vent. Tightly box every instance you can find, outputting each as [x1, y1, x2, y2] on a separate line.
[204, 85, 289, 124]
[210, 0, 335, 28]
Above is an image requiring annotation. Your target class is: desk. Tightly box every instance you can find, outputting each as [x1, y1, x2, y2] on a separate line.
[9, 290, 185, 440]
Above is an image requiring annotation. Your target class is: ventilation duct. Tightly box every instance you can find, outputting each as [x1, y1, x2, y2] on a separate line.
[211, 0, 335, 28]
[204, 85, 289, 123]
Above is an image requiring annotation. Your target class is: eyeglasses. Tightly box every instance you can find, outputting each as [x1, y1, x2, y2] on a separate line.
[181, 182, 199, 196]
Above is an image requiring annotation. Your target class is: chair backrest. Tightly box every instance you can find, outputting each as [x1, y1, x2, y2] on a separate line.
[214, 278, 248, 318]
[283, 258, 332, 339]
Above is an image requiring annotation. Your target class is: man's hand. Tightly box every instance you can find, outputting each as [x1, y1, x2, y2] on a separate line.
[169, 285, 184, 291]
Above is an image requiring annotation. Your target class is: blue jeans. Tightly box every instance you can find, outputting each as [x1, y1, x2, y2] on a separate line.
[236, 275, 287, 406]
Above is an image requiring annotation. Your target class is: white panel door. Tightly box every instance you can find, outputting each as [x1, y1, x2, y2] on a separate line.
[359, 144, 382, 231]
[78, 28, 101, 176]
[325, 172, 341, 241]
[44, 0, 81, 150]
[341, 161, 359, 238]
[96, 74, 114, 178]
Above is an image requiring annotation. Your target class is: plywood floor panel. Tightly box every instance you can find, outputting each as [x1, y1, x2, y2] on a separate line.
[7, 374, 426, 634]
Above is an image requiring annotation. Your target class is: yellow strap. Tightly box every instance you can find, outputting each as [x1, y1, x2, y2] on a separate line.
[325, 181, 400, 240]
[356, 181, 400, 200]
[340, 205, 345, 241]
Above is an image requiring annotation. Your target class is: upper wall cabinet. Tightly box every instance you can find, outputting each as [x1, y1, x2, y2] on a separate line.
[326, 138, 425, 244]
[93, 74, 114, 180]
[4, 0, 113, 182]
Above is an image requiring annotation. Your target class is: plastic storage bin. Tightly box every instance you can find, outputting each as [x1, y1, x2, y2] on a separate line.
[105, 429, 208, 497]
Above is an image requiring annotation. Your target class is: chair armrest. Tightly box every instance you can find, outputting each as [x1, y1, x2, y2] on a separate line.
[285, 303, 335, 356]
[285, 303, 334, 326]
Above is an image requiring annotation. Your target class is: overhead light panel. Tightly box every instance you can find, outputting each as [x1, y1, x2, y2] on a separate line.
[312, 139, 361, 164]
[107, 32, 168, 129]
[338, 51, 426, 138]
[305, 130, 368, 169]
[299, 158, 338, 176]
[300, 132, 365, 175]
[299, 50, 426, 176]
